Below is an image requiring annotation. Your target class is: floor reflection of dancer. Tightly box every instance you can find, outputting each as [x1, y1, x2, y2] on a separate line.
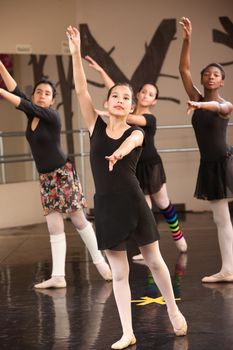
[85, 56, 187, 261]
[67, 25, 187, 349]
[179, 17, 233, 283]
[78, 282, 113, 350]
[36, 289, 70, 349]
[0, 61, 112, 288]
[134, 252, 188, 300]
[36, 282, 112, 350]
[172, 253, 188, 299]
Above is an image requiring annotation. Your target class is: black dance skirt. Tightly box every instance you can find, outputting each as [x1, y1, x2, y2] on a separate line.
[94, 187, 160, 250]
[136, 157, 166, 195]
[194, 151, 233, 201]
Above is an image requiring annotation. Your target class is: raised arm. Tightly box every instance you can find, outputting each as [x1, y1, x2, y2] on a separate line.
[0, 86, 59, 124]
[67, 26, 97, 133]
[0, 88, 20, 107]
[85, 56, 115, 89]
[105, 130, 143, 171]
[0, 60, 17, 92]
[179, 17, 201, 101]
[187, 100, 233, 118]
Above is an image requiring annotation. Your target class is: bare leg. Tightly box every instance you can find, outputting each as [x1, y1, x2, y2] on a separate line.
[105, 249, 136, 349]
[70, 210, 112, 281]
[139, 241, 187, 336]
[35, 211, 66, 288]
[202, 199, 233, 283]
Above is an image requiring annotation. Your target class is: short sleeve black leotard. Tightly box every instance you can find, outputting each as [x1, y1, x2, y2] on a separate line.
[136, 113, 166, 194]
[90, 116, 159, 250]
[192, 108, 233, 200]
[13, 86, 67, 173]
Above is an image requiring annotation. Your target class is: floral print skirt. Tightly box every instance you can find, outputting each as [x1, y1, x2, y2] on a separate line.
[39, 161, 87, 216]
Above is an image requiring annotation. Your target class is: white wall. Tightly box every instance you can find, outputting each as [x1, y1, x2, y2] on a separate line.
[0, 182, 44, 228]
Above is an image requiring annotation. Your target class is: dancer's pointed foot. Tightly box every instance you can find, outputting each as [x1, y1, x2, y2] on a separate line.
[169, 310, 187, 336]
[34, 277, 67, 289]
[111, 334, 136, 349]
[202, 272, 233, 283]
[175, 237, 188, 253]
[132, 253, 144, 261]
[95, 260, 112, 281]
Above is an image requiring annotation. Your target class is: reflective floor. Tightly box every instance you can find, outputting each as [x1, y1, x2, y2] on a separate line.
[0, 212, 233, 350]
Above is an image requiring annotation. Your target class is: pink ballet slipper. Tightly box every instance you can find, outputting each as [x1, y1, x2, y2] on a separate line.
[111, 334, 136, 349]
[202, 272, 233, 283]
[175, 237, 188, 253]
[95, 260, 112, 281]
[34, 277, 67, 289]
[169, 311, 188, 336]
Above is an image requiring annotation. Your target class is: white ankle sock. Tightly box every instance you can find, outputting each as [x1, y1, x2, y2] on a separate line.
[77, 223, 104, 264]
[50, 233, 66, 276]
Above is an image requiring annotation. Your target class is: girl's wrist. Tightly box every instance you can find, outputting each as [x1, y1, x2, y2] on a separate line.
[71, 49, 81, 56]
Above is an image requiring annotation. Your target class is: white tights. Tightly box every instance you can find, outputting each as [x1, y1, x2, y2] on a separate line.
[105, 241, 178, 339]
[210, 199, 233, 274]
[145, 183, 170, 210]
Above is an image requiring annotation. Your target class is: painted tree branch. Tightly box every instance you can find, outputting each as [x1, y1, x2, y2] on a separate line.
[80, 20, 179, 104]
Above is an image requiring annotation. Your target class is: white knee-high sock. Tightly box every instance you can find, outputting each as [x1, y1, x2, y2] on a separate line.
[50, 233, 66, 277]
[77, 223, 104, 264]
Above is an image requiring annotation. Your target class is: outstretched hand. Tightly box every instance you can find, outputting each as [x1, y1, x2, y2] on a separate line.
[179, 17, 192, 39]
[85, 55, 103, 72]
[105, 153, 123, 171]
[187, 100, 201, 115]
[66, 26, 81, 54]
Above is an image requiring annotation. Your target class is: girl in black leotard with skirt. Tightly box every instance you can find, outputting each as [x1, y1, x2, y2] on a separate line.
[179, 17, 233, 283]
[0, 61, 112, 288]
[85, 56, 188, 260]
[67, 25, 187, 350]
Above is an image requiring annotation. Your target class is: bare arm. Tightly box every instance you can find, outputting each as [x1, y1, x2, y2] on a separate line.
[179, 17, 201, 101]
[0, 88, 20, 107]
[67, 26, 97, 133]
[105, 130, 143, 171]
[0, 60, 17, 92]
[85, 56, 115, 89]
[127, 114, 147, 126]
[187, 100, 233, 118]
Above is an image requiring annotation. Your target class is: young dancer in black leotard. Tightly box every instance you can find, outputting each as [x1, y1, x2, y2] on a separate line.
[0, 61, 112, 288]
[85, 56, 187, 260]
[67, 25, 187, 350]
[179, 17, 233, 283]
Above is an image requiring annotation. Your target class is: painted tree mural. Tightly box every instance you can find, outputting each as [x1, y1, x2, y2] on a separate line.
[213, 16, 233, 66]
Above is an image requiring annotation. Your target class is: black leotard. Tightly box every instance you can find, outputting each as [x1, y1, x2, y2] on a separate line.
[192, 108, 233, 200]
[13, 86, 67, 173]
[136, 113, 166, 194]
[90, 116, 159, 250]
